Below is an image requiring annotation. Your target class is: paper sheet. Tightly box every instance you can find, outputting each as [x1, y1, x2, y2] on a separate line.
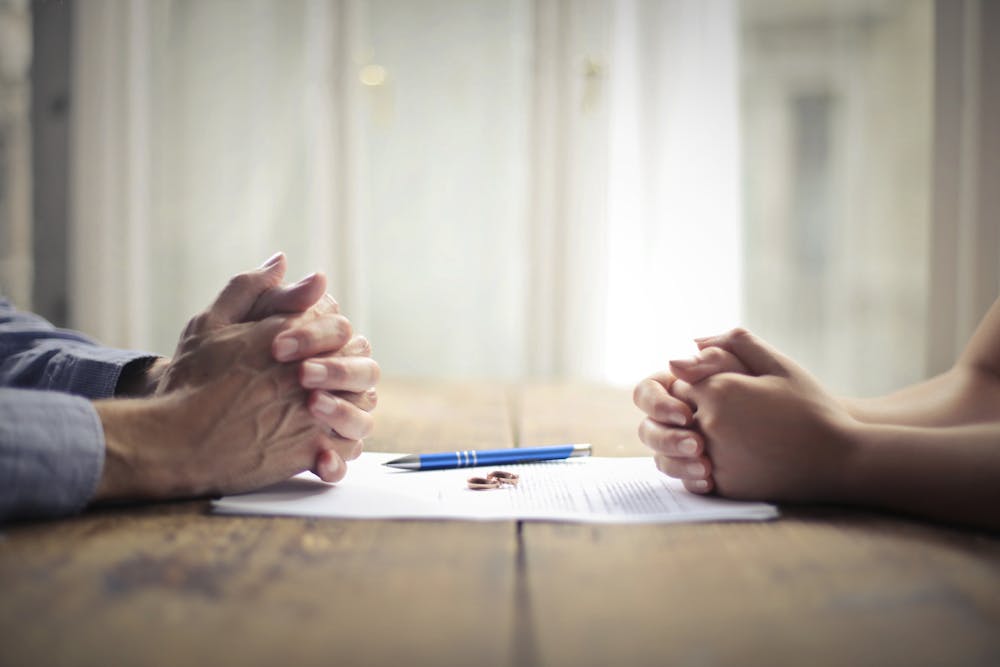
[213, 452, 778, 524]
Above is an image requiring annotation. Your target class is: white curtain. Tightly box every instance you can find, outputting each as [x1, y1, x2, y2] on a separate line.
[603, 0, 741, 383]
[72, 0, 349, 351]
[70, 0, 741, 384]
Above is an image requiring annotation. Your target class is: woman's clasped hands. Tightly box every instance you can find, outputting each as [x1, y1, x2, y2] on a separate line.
[634, 328, 859, 504]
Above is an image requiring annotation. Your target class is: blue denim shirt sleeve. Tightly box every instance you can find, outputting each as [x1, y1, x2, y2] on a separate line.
[0, 388, 105, 521]
[0, 298, 159, 520]
[0, 298, 156, 399]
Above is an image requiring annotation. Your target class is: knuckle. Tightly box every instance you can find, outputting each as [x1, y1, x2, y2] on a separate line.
[319, 293, 340, 314]
[700, 346, 728, 364]
[666, 429, 688, 449]
[329, 395, 351, 420]
[637, 419, 650, 444]
[294, 324, 317, 349]
[632, 381, 646, 408]
[330, 402, 372, 439]
[668, 378, 689, 398]
[707, 373, 739, 396]
[335, 315, 353, 342]
[698, 410, 719, 434]
[353, 335, 372, 356]
[729, 327, 753, 342]
[634, 379, 663, 414]
[228, 272, 256, 292]
[663, 458, 684, 477]
[639, 419, 670, 451]
[700, 456, 714, 476]
[312, 428, 331, 448]
[189, 311, 214, 333]
[652, 398, 679, 423]
[357, 414, 375, 439]
[329, 436, 364, 462]
[326, 359, 348, 383]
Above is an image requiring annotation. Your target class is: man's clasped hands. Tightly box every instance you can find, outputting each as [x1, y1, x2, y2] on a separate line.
[92, 252, 379, 504]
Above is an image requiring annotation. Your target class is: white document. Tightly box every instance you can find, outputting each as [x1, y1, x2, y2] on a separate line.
[213, 452, 778, 524]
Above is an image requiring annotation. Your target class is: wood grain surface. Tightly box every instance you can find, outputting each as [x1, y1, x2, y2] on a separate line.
[516, 383, 1000, 667]
[0, 382, 517, 667]
[2, 381, 999, 667]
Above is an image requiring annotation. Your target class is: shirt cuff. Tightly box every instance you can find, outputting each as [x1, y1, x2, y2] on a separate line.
[0, 389, 105, 521]
[44, 344, 159, 399]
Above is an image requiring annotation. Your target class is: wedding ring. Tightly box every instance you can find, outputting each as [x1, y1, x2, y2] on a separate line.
[488, 471, 519, 486]
[467, 476, 500, 490]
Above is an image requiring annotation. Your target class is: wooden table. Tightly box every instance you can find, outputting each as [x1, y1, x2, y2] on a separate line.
[2, 381, 999, 667]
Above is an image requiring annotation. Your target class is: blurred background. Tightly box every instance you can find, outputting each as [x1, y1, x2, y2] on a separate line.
[0, 0, 997, 394]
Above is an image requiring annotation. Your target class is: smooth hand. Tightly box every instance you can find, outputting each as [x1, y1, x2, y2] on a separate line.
[640, 329, 857, 502]
[634, 346, 750, 494]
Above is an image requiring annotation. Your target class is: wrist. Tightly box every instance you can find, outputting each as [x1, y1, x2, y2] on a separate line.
[831, 417, 880, 505]
[837, 396, 887, 425]
[92, 395, 193, 503]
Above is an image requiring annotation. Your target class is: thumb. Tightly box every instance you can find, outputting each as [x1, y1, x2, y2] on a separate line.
[669, 345, 751, 384]
[208, 252, 288, 324]
[245, 271, 332, 322]
[693, 328, 790, 377]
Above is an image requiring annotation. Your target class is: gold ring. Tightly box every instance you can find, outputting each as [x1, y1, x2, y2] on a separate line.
[488, 470, 519, 486]
[467, 476, 500, 490]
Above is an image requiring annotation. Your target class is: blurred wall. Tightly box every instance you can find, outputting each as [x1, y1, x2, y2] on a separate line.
[0, 0, 32, 308]
[740, 0, 932, 395]
[30, 0, 71, 325]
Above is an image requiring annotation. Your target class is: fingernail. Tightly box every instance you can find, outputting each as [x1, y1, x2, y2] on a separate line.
[259, 252, 283, 269]
[678, 438, 698, 455]
[670, 353, 701, 368]
[302, 361, 326, 387]
[293, 272, 319, 287]
[687, 462, 705, 477]
[324, 453, 340, 477]
[667, 412, 687, 426]
[692, 479, 709, 491]
[274, 336, 300, 361]
[314, 393, 338, 415]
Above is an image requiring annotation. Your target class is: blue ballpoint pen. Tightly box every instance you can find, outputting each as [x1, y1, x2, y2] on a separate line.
[383, 444, 592, 470]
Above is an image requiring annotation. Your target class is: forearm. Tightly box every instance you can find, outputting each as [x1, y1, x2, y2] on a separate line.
[840, 420, 1000, 530]
[91, 396, 192, 504]
[839, 366, 1000, 427]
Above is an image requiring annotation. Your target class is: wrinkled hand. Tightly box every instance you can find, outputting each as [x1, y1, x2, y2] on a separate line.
[95, 315, 357, 502]
[159, 253, 378, 479]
